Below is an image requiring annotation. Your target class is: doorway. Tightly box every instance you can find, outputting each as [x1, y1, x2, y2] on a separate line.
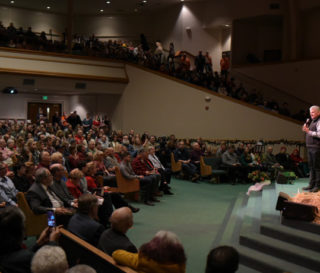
[27, 102, 62, 123]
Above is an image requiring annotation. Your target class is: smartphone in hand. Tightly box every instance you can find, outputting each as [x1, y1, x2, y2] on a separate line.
[47, 210, 56, 227]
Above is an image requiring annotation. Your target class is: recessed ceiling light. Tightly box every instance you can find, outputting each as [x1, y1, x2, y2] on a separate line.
[100, 9, 104, 12]
[106, 1, 111, 4]
[180, 0, 185, 2]
[10, 0, 15, 4]
[142, 0, 147, 3]
[46, 6, 51, 10]
[225, 24, 230, 27]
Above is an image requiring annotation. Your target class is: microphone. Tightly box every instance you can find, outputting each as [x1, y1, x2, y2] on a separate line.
[306, 118, 311, 127]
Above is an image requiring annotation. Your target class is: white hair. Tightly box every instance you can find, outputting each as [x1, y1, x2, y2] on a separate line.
[154, 230, 181, 245]
[310, 105, 320, 112]
[67, 265, 96, 273]
[31, 246, 68, 273]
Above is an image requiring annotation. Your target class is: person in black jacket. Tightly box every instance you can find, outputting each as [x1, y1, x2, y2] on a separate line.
[303, 105, 320, 192]
[26, 168, 74, 226]
[98, 207, 137, 255]
[0, 206, 61, 273]
[68, 193, 105, 247]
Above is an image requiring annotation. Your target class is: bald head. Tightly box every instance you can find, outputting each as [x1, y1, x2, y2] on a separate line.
[110, 207, 133, 234]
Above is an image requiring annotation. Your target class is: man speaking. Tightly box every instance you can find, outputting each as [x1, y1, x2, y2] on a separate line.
[303, 105, 320, 192]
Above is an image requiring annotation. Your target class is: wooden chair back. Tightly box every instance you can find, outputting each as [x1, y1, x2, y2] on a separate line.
[171, 153, 182, 173]
[59, 228, 137, 273]
[200, 156, 212, 177]
[16, 192, 47, 237]
[107, 167, 140, 201]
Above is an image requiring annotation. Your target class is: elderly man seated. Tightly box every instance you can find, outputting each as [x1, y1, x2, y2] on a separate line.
[174, 141, 199, 182]
[0, 162, 18, 207]
[68, 194, 105, 247]
[222, 145, 245, 184]
[26, 168, 74, 226]
[98, 207, 137, 255]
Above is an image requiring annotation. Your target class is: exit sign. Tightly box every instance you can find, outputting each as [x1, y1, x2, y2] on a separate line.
[42, 96, 48, 100]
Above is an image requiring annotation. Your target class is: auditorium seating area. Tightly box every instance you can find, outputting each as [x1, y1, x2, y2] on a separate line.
[0, 21, 309, 122]
[0, 116, 309, 273]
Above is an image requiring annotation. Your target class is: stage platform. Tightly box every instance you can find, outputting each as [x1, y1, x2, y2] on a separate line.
[214, 178, 320, 273]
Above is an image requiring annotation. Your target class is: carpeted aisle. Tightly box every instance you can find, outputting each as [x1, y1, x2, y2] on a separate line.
[127, 178, 249, 273]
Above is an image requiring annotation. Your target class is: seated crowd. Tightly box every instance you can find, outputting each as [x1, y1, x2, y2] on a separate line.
[0, 113, 304, 272]
[0, 21, 308, 122]
[0, 204, 240, 273]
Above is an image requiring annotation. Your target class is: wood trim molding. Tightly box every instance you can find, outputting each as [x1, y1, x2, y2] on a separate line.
[126, 63, 302, 125]
[60, 228, 137, 273]
[0, 47, 125, 64]
[0, 53, 124, 69]
[0, 47, 303, 124]
[0, 68, 129, 83]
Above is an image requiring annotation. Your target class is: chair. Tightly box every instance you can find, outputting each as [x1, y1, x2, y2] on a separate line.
[200, 156, 227, 183]
[59, 228, 137, 273]
[171, 153, 182, 173]
[109, 167, 140, 201]
[16, 192, 47, 237]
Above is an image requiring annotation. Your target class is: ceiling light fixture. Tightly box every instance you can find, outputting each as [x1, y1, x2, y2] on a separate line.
[10, 0, 15, 4]
[46, 6, 51, 10]
[106, 1, 111, 4]
[180, 0, 185, 2]
[142, 0, 147, 3]
[100, 9, 104, 12]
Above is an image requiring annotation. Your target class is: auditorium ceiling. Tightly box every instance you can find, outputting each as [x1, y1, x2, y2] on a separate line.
[0, 0, 206, 15]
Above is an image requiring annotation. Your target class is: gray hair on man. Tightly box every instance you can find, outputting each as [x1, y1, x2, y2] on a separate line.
[31, 245, 68, 273]
[35, 168, 50, 184]
[310, 105, 320, 112]
[66, 265, 96, 273]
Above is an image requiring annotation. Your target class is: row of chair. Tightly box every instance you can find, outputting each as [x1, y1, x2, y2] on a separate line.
[170, 153, 227, 182]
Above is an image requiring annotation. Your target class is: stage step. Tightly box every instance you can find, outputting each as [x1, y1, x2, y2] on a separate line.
[237, 264, 260, 273]
[239, 233, 320, 271]
[261, 183, 280, 225]
[240, 191, 262, 234]
[261, 222, 320, 252]
[212, 192, 248, 246]
[238, 245, 318, 273]
[281, 217, 320, 235]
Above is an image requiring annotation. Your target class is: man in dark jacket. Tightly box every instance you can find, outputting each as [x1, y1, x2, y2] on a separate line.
[98, 207, 137, 255]
[68, 194, 105, 247]
[303, 105, 320, 192]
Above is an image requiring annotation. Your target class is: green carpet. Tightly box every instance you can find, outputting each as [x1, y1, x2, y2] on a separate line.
[127, 178, 249, 273]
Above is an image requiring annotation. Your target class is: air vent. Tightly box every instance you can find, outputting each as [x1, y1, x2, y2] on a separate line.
[269, 3, 280, 9]
[75, 82, 86, 89]
[23, 79, 35, 85]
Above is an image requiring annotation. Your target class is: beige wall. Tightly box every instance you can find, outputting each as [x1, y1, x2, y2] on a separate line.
[113, 65, 304, 140]
[0, 6, 65, 37]
[234, 59, 320, 104]
[0, 93, 70, 119]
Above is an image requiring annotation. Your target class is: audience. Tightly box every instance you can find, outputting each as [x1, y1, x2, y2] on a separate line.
[0, 206, 61, 273]
[0, 22, 306, 121]
[0, 112, 307, 273]
[31, 245, 68, 273]
[98, 207, 137, 255]
[112, 230, 186, 273]
[205, 246, 239, 273]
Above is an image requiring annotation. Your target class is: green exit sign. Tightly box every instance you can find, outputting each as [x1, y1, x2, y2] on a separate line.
[42, 96, 48, 100]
